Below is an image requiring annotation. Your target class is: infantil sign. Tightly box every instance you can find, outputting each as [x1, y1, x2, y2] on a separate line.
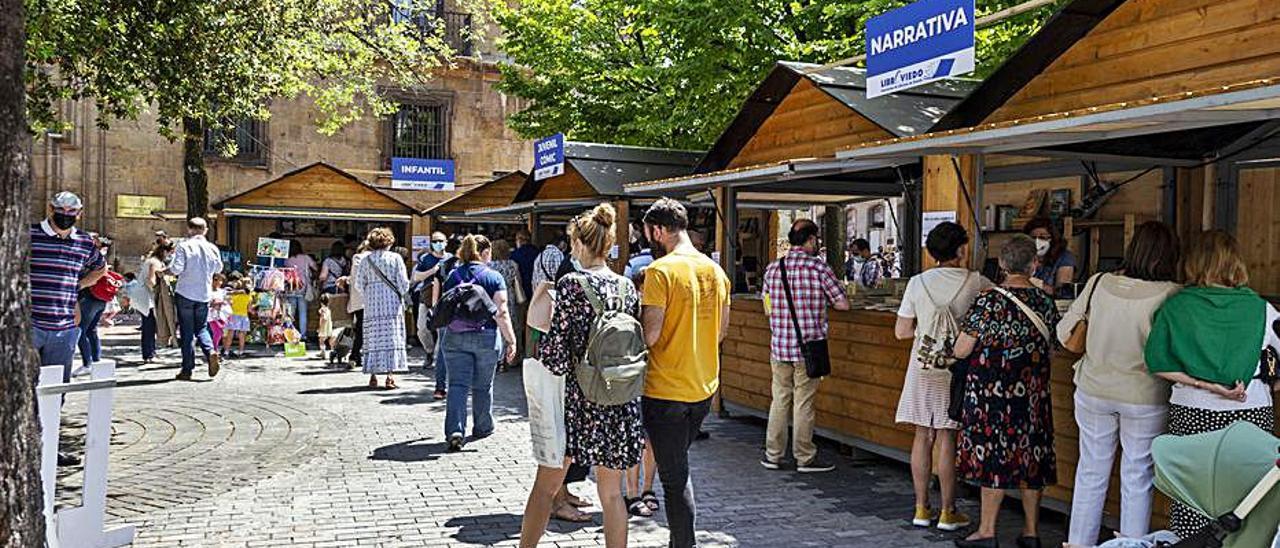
[391, 158, 456, 190]
[533, 133, 565, 181]
[865, 0, 975, 99]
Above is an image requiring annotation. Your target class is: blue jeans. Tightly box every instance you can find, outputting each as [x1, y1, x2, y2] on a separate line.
[440, 329, 499, 438]
[141, 310, 157, 360]
[77, 297, 107, 368]
[32, 325, 81, 382]
[285, 294, 308, 337]
[434, 330, 448, 392]
[175, 294, 214, 374]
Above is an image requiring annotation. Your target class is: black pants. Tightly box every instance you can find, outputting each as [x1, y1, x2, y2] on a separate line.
[351, 310, 364, 365]
[563, 462, 589, 485]
[643, 396, 711, 548]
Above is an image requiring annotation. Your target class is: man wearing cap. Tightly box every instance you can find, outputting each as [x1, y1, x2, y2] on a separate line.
[31, 192, 108, 466]
[169, 217, 223, 380]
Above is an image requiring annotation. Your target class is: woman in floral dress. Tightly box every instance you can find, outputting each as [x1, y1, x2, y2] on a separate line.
[951, 235, 1061, 548]
[520, 204, 643, 548]
[355, 228, 409, 389]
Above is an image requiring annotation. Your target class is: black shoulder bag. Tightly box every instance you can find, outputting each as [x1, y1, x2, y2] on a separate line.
[779, 257, 832, 379]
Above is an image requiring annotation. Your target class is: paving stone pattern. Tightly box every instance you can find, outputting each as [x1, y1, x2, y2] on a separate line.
[54, 326, 1066, 547]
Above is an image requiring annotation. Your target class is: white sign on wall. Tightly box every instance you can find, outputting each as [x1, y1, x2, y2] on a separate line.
[921, 210, 957, 247]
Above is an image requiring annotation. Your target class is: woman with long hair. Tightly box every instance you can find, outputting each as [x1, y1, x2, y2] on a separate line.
[1023, 217, 1077, 297]
[520, 204, 642, 548]
[137, 238, 174, 363]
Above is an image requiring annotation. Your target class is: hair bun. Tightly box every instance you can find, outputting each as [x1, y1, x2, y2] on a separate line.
[593, 203, 616, 226]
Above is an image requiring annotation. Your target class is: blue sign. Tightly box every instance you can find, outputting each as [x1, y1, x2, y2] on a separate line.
[865, 0, 975, 98]
[390, 158, 455, 191]
[533, 133, 565, 181]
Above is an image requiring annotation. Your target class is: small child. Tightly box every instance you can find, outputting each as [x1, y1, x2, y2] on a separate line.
[207, 273, 229, 351]
[225, 275, 253, 358]
[317, 293, 335, 361]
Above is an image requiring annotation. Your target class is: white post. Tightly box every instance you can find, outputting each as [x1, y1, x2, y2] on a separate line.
[37, 365, 65, 548]
[38, 359, 135, 548]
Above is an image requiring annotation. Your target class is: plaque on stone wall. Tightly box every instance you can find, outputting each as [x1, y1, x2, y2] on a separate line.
[116, 195, 167, 219]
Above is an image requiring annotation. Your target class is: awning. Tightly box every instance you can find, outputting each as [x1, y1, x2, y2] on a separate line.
[464, 198, 606, 217]
[836, 79, 1280, 162]
[624, 157, 900, 196]
[221, 206, 413, 222]
[686, 191, 878, 210]
[434, 214, 526, 225]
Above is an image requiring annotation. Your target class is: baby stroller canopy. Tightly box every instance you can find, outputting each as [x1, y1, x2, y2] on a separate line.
[1153, 421, 1280, 548]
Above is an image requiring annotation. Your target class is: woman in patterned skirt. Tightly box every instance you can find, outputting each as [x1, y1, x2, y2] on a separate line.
[520, 204, 643, 548]
[1145, 230, 1279, 539]
[355, 228, 409, 389]
[951, 235, 1061, 548]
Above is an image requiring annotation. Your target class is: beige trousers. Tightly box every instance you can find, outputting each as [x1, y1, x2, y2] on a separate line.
[765, 359, 819, 464]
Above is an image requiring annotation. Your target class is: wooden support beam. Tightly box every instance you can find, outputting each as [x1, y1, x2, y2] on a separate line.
[921, 155, 980, 269]
[613, 200, 630, 275]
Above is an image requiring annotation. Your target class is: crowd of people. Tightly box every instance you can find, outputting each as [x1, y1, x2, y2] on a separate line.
[25, 188, 1280, 547]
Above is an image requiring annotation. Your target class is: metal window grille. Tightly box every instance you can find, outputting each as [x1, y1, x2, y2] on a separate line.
[387, 1, 473, 56]
[391, 103, 448, 160]
[204, 118, 267, 165]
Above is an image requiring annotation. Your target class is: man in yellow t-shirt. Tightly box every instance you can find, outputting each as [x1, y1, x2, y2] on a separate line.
[639, 198, 731, 548]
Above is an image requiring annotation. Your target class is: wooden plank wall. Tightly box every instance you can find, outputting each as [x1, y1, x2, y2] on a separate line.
[228, 166, 409, 212]
[986, 0, 1280, 123]
[533, 166, 598, 201]
[728, 79, 893, 168]
[720, 300, 1171, 524]
[434, 173, 526, 214]
[1235, 166, 1280, 295]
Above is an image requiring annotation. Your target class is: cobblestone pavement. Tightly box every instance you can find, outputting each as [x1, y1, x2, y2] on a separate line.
[54, 325, 1066, 547]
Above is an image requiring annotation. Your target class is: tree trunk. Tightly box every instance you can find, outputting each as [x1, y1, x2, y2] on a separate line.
[182, 118, 208, 218]
[0, 0, 48, 544]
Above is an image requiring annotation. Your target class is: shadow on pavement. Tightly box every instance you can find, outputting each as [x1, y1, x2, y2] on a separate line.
[295, 369, 352, 376]
[443, 512, 594, 545]
[298, 385, 385, 395]
[369, 437, 477, 462]
[115, 378, 179, 389]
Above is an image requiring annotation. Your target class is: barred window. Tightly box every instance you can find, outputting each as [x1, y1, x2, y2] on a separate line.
[390, 103, 449, 160]
[204, 118, 267, 165]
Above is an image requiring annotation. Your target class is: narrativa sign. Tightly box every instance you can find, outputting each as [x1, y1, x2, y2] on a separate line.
[865, 0, 975, 99]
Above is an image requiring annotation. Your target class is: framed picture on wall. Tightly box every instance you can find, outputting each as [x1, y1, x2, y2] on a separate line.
[1049, 189, 1072, 218]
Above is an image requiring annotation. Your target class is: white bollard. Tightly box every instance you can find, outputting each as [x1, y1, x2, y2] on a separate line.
[37, 358, 136, 548]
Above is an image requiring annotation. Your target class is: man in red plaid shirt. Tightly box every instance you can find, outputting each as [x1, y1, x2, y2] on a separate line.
[761, 218, 849, 473]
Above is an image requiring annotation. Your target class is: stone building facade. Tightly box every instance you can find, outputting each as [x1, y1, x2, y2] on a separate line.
[30, 3, 530, 273]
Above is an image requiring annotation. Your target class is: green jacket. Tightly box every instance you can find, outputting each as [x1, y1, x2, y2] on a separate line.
[1145, 286, 1265, 386]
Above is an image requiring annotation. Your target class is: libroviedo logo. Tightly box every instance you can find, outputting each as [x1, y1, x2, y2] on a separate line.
[865, 0, 975, 98]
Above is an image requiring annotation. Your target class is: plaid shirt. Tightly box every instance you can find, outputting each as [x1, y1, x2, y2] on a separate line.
[762, 249, 847, 362]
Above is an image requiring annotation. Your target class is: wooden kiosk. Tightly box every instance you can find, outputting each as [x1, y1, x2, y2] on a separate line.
[464, 142, 704, 272]
[421, 170, 529, 235]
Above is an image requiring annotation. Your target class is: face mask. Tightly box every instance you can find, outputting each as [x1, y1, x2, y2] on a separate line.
[1034, 238, 1051, 257]
[52, 212, 78, 230]
[431, 242, 446, 253]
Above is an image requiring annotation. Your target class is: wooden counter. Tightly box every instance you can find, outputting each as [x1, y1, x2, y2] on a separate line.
[720, 297, 1189, 522]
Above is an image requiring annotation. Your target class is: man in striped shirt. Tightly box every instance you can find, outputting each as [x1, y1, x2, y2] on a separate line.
[30, 191, 107, 374]
[31, 191, 107, 466]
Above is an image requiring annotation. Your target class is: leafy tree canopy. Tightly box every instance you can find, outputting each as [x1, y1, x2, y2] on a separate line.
[494, 0, 1064, 150]
[25, 0, 473, 137]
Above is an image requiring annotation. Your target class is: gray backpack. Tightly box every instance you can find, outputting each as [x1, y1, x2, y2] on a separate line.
[570, 273, 648, 406]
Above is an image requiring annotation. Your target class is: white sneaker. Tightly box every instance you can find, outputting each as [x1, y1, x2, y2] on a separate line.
[71, 365, 92, 377]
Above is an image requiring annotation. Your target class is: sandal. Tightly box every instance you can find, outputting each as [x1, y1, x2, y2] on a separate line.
[626, 497, 653, 518]
[550, 504, 593, 523]
[565, 494, 591, 508]
[641, 490, 660, 512]
[385, 378, 398, 390]
[368, 376, 378, 388]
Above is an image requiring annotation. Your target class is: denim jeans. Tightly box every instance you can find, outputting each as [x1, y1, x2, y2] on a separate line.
[77, 296, 108, 368]
[33, 325, 81, 382]
[175, 294, 214, 374]
[643, 396, 712, 548]
[440, 329, 499, 438]
[285, 294, 307, 337]
[434, 331, 448, 391]
[141, 310, 157, 361]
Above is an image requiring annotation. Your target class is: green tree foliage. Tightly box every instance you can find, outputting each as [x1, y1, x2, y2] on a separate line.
[25, 0, 470, 214]
[494, 0, 1064, 150]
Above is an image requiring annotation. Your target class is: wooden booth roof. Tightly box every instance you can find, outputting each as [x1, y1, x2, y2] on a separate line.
[513, 142, 703, 203]
[423, 170, 528, 215]
[214, 162, 468, 217]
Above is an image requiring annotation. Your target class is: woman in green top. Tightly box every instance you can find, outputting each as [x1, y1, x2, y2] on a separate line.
[1144, 229, 1280, 539]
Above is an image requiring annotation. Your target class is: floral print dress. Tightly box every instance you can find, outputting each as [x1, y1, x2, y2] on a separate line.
[957, 286, 1061, 489]
[538, 268, 645, 470]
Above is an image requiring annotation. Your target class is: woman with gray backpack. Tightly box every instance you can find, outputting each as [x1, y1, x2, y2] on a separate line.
[894, 222, 991, 533]
[519, 203, 647, 548]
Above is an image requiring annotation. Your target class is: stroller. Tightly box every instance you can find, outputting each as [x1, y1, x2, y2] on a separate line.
[1152, 421, 1280, 548]
[330, 326, 355, 366]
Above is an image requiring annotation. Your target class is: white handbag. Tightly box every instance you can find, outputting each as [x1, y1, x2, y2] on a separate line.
[522, 357, 565, 468]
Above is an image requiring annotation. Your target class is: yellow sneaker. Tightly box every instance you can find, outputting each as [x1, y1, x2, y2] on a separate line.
[911, 506, 936, 527]
[937, 508, 972, 531]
